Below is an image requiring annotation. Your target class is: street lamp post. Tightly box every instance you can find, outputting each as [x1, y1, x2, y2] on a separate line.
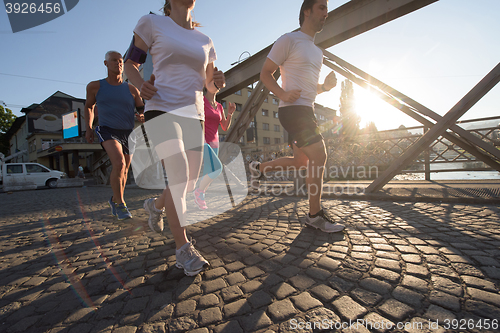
[231, 51, 257, 148]
[231, 51, 251, 66]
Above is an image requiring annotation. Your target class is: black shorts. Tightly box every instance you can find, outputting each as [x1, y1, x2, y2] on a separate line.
[95, 126, 135, 155]
[278, 105, 323, 148]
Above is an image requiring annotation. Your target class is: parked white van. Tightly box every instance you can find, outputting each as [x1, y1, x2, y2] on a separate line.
[1, 163, 66, 188]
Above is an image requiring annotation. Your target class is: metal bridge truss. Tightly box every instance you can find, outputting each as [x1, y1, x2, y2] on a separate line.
[218, 0, 500, 193]
[325, 116, 500, 179]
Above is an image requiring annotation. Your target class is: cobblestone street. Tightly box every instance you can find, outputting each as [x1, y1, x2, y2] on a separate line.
[0, 186, 499, 332]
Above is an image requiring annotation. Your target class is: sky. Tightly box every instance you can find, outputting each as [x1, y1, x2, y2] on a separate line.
[1, 0, 499, 131]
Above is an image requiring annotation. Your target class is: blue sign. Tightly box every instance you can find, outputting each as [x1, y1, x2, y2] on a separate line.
[62, 109, 80, 139]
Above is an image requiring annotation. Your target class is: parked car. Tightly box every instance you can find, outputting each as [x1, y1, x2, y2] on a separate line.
[1, 163, 67, 188]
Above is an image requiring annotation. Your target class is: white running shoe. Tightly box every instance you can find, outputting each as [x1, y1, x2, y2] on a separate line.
[305, 210, 345, 233]
[143, 198, 164, 233]
[175, 242, 209, 276]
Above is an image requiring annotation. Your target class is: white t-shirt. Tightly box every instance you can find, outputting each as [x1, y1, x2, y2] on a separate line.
[134, 14, 217, 120]
[267, 31, 323, 108]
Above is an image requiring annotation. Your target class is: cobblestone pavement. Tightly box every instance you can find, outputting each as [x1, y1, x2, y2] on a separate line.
[0, 186, 499, 333]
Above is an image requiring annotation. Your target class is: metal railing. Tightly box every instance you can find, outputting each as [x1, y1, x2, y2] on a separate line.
[237, 116, 499, 181]
[325, 116, 500, 180]
[37, 137, 98, 153]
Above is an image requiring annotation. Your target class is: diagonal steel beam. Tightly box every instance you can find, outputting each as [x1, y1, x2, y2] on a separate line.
[322, 58, 500, 174]
[322, 49, 500, 163]
[224, 80, 270, 145]
[315, 0, 439, 49]
[218, 0, 438, 100]
[366, 62, 500, 193]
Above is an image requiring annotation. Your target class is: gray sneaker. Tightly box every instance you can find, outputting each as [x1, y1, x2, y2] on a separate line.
[305, 210, 345, 233]
[249, 161, 261, 191]
[175, 242, 209, 276]
[143, 198, 164, 233]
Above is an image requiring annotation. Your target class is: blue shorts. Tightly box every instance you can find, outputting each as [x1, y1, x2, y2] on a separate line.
[95, 126, 135, 155]
[202, 143, 222, 179]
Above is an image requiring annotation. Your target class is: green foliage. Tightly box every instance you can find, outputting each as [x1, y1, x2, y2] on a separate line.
[0, 105, 16, 134]
[0, 105, 16, 155]
[339, 79, 360, 139]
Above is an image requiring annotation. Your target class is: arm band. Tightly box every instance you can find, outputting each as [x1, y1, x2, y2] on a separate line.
[124, 36, 147, 64]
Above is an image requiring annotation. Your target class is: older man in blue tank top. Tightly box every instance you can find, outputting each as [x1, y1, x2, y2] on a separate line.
[85, 51, 144, 220]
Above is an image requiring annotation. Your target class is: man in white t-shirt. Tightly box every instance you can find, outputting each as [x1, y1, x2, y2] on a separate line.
[251, 0, 345, 233]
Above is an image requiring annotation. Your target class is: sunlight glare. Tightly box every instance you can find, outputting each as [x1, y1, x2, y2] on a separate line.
[354, 86, 410, 131]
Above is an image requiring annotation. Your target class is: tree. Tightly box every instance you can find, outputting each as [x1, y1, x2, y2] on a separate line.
[0, 105, 17, 155]
[339, 79, 360, 139]
[0, 105, 16, 133]
[365, 121, 378, 134]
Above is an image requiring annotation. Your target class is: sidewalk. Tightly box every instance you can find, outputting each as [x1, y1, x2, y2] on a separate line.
[0, 185, 499, 332]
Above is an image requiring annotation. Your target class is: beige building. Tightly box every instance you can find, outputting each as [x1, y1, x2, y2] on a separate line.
[219, 86, 337, 161]
[5, 91, 100, 178]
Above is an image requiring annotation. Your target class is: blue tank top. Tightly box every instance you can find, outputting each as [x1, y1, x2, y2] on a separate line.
[96, 79, 136, 129]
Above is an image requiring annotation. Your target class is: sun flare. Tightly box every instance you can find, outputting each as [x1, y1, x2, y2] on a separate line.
[354, 86, 410, 131]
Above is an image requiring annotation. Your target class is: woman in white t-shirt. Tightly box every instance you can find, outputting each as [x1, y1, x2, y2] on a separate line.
[125, 0, 225, 276]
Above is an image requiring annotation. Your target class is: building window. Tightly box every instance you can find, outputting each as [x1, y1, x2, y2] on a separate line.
[274, 124, 280, 132]
[274, 138, 281, 144]
[249, 121, 255, 128]
[235, 90, 242, 96]
[263, 137, 270, 145]
[219, 134, 226, 142]
[262, 109, 269, 117]
[235, 103, 242, 111]
[273, 97, 279, 105]
[273, 111, 279, 118]
[264, 97, 268, 103]
[263, 123, 269, 131]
